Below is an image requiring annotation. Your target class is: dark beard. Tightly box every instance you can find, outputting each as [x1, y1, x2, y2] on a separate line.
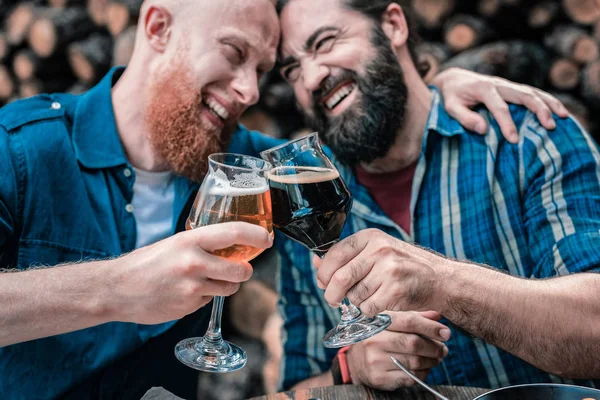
[145, 61, 234, 182]
[304, 28, 408, 167]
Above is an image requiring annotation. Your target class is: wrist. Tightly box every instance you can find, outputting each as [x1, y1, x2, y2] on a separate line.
[94, 258, 125, 322]
[331, 346, 353, 385]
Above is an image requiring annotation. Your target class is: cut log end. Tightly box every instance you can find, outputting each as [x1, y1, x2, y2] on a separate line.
[529, 3, 558, 29]
[29, 18, 57, 58]
[6, 3, 36, 46]
[69, 48, 94, 83]
[413, 0, 456, 29]
[113, 25, 137, 66]
[13, 52, 35, 81]
[582, 61, 600, 104]
[549, 59, 580, 90]
[446, 24, 476, 52]
[563, 0, 600, 25]
[573, 37, 599, 64]
[106, 2, 131, 37]
[0, 66, 14, 100]
[0, 34, 7, 62]
[478, 0, 502, 17]
[87, 0, 109, 25]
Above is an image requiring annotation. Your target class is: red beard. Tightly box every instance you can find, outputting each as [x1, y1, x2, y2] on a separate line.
[145, 63, 234, 182]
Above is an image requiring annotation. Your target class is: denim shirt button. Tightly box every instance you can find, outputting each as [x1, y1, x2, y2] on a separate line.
[50, 102, 61, 110]
[123, 168, 132, 178]
[125, 204, 134, 213]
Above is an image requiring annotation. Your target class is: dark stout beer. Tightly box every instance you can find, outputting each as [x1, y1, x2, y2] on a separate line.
[268, 166, 352, 256]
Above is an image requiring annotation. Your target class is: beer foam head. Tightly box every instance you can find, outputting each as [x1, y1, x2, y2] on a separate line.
[210, 170, 269, 196]
[269, 166, 339, 184]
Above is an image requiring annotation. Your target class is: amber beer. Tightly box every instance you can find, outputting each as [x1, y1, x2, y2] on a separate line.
[268, 166, 352, 257]
[186, 184, 273, 262]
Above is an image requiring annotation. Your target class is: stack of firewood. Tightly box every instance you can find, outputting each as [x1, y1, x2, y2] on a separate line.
[0, 0, 599, 134]
[0, 0, 139, 103]
[414, 0, 600, 132]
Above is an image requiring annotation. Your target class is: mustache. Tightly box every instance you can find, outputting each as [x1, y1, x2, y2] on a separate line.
[311, 70, 357, 106]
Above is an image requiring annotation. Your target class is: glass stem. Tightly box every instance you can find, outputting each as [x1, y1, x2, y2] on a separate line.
[316, 249, 362, 324]
[202, 296, 225, 347]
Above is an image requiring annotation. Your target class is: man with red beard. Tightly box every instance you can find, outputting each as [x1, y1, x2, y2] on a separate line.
[274, 0, 600, 394]
[0, 0, 569, 399]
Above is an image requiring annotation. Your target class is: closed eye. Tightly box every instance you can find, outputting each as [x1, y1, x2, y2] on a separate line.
[281, 63, 300, 82]
[315, 35, 336, 53]
[224, 43, 244, 64]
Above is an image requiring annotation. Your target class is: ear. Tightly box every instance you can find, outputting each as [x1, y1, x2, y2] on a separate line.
[380, 3, 409, 48]
[144, 5, 172, 52]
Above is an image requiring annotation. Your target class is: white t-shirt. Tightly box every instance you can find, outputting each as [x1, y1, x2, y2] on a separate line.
[132, 167, 176, 249]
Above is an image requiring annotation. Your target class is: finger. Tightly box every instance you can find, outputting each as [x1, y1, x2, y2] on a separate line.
[190, 222, 273, 253]
[376, 370, 430, 390]
[418, 310, 442, 322]
[390, 353, 444, 371]
[376, 329, 448, 359]
[323, 255, 374, 307]
[445, 101, 488, 134]
[387, 311, 451, 342]
[199, 253, 253, 283]
[346, 271, 381, 307]
[481, 89, 518, 143]
[534, 89, 569, 118]
[198, 279, 242, 297]
[312, 254, 322, 269]
[318, 231, 370, 286]
[495, 85, 556, 130]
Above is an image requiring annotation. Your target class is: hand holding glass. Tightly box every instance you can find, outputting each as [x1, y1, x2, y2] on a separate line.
[261, 133, 391, 348]
[175, 153, 273, 372]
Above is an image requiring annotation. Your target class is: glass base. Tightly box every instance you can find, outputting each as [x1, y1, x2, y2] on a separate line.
[322, 313, 392, 348]
[174, 337, 247, 373]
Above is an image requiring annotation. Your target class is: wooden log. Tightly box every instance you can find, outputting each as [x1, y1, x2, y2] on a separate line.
[87, 0, 109, 26]
[0, 33, 8, 62]
[552, 93, 591, 132]
[413, 0, 455, 30]
[67, 81, 89, 94]
[549, 58, 580, 90]
[49, 0, 86, 8]
[416, 42, 451, 83]
[562, 0, 600, 25]
[0, 0, 17, 23]
[106, 0, 142, 37]
[13, 49, 72, 82]
[112, 24, 136, 66]
[441, 41, 549, 88]
[545, 26, 599, 65]
[19, 77, 74, 98]
[477, 0, 501, 18]
[528, 1, 560, 30]
[4, 2, 39, 46]
[582, 61, 600, 109]
[28, 7, 96, 58]
[0, 65, 14, 100]
[443, 14, 493, 53]
[68, 33, 112, 84]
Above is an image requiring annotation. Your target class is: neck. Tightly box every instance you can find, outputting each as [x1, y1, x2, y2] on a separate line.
[360, 52, 432, 174]
[112, 58, 169, 172]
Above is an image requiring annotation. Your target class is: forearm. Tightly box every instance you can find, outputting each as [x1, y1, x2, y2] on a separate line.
[292, 371, 333, 390]
[0, 260, 118, 347]
[439, 262, 600, 378]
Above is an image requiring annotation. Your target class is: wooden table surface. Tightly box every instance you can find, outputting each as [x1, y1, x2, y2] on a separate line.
[249, 385, 489, 400]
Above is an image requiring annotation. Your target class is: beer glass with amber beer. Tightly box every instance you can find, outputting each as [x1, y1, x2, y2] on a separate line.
[261, 133, 391, 348]
[175, 153, 273, 372]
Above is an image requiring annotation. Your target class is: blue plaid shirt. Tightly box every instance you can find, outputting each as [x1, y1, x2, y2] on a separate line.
[277, 90, 600, 390]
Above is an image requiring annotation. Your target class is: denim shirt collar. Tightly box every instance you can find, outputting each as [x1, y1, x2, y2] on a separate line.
[72, 67, 129, 169]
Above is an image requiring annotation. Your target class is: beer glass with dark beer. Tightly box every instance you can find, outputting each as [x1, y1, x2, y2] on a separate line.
[175, 153, 273, 372]
[261, 133, 390, 348]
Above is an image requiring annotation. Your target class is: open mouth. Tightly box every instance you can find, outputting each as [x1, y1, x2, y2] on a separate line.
[322, 80, 357, 112]
[203, 97, 230, 122]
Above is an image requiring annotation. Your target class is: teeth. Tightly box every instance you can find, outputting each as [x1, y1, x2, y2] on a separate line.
[206, 98, 230, 120]
[326, 83, 356, 110]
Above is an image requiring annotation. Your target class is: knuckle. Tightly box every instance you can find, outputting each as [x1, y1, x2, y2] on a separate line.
[405, 335, 422, 353]
[332, 271, 353, 289]
[348, 280, 370, 303]
[226, 282, 241, 296]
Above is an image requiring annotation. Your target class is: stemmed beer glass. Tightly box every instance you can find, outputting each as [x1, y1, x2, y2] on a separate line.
[175, 153, 273, 372]
[261, 133, 391, 348]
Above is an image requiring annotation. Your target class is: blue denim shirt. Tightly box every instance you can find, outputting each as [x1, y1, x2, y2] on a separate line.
[0, 67, 282, 399]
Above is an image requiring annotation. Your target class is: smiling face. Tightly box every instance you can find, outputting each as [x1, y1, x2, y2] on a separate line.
[278, 0, 409, 166]
[145, 0, 280, 181]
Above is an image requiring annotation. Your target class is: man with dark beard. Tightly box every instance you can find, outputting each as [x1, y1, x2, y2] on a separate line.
[274, 0, 600, 393]
[0, 0, 571, 398]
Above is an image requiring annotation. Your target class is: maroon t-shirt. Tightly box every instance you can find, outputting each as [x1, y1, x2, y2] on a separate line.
[355, 162, 417, 233]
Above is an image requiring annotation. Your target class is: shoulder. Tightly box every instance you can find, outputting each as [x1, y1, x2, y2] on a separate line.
[0, 93, 78, 134]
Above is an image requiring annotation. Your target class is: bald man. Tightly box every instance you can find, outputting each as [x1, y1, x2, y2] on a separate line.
[0, 0, 568, 398]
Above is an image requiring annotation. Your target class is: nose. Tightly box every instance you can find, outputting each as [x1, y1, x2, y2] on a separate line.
[231, 69, 260, 107]
[302, 59, 329, 92]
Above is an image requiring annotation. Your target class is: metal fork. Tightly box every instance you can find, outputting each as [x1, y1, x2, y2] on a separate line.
[390, 356, 450, 400]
